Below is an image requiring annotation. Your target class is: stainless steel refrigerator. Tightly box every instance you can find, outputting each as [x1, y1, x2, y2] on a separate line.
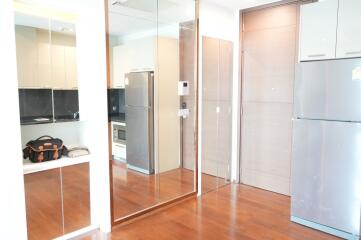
[291, 58, 361, 239]
[125, 71, 154, 174]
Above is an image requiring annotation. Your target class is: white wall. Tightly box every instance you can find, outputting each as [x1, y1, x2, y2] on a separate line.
[0, 1, 28, 239]
[198, 2, 241, 194]
[20, 122, 84, 149]
[76, 3, 111, 233]
[199, 2, 236, 41]
[0, 0, 111, 238]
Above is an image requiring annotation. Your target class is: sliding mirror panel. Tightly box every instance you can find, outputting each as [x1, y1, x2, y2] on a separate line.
[107, 0, 160, 221]
[201, 36, 233, 193]
[15, 12, 63, 239]
[14, 6, 90, 239]
[108, 0, 198, 222]
[157, 0, 197, 203]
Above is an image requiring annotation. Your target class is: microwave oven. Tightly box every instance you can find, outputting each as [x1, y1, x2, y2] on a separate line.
[113, 123, 126, 145]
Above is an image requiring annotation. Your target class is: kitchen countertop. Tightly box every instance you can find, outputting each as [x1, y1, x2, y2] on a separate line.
[109, 113, 125, 123]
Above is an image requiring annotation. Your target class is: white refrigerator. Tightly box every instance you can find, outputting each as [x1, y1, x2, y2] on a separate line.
[291, 58, 361, 239]
[125, 71, 155, 174]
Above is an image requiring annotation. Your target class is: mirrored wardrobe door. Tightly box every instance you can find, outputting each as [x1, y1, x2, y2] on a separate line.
[15, 12, 63, 239]
[201, 36, 220, 193]
[216, 39, 233, 188]
[201, 36, 233, 193]
[49, 19, 90, 233]
[156, 0, 197, 203]
[15, 7, 90, 239]
[107, 0, 160, 221]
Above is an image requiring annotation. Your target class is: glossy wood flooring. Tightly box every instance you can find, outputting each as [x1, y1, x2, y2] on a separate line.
[112, 161, 196, 219]
[82, 184, 340, 240]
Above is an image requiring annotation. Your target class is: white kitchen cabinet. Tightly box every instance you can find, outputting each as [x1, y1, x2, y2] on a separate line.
[126, 37, 155, 72]
[52, 45, 78, 89]
[51, 44, 66, 89]
[336, 0, 361, 59]
[37, 41, 52, 88]
[15, 26, 39, 88]
[299, 0, 338, 61]
[113, 143, 126, 161]
[111, 37, 156, 88]
[110, 122, 126, 160]
[65, 46, 78, 89]
[112, 45, 127, 88]
[15, 26, 77, 89]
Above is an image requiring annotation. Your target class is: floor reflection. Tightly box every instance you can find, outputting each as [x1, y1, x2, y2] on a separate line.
[112, 161, 195, 220]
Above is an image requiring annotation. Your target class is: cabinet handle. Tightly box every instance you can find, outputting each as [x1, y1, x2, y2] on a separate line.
[307, 54, 326, 58]
[345, 51, 361, 55]
[114, 144, 126, 148]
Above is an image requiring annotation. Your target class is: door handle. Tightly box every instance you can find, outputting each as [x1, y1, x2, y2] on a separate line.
[307, 54, 326, 58]
[345, 51, 361, 55]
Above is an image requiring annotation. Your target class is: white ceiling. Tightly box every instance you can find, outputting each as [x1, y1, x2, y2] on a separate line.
[202, 0, 281, 10]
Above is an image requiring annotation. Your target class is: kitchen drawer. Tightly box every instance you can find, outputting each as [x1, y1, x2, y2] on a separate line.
[112, 143, 126, 159]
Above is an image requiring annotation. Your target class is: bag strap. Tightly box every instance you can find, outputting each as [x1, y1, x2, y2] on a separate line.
[35, 135, 54, 141]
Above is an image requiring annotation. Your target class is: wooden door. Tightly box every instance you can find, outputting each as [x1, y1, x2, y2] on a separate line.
[241, 3, 298, 195]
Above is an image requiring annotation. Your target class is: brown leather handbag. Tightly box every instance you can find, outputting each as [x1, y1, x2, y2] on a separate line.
[23, 135, 65, 163]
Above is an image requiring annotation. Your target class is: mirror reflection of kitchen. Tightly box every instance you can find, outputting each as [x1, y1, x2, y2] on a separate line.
[14, 5, 90, 239]
[108, 0, 197, 221]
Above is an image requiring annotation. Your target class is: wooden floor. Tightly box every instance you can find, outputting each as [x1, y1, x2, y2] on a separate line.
[82, 184, 340, 240]
[112, 161, 195, 219]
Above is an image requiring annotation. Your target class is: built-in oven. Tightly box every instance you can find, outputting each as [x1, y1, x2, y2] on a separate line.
[113, 122, 126, 145]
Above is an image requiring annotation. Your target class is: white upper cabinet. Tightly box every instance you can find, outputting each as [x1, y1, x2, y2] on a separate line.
[51, 44, 66, 89]
[64, 46, 78, 89]
[336, 0, 361, 58]
[111, 37, 156, 88]
[112, 45, 127, 88]
[126, 37, 155, 72]
[16, 26, 39, 88]
[299, 0, 338, 61]
[15, 25, 77, 89]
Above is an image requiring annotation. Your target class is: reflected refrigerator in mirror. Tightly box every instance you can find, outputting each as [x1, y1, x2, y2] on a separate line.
[108, 0, 160, 221]
[108, 0, 198, 222]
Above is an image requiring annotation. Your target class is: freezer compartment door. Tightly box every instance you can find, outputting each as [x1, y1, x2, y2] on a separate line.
[125, 72, 153, 108]
[125, 106, 154, 174]
[291, 119, 361, 235]
[294, 58, 361, 121]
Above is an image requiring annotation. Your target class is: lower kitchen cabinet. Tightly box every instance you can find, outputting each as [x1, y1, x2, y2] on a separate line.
[62, 163, 90, 234]
[24, 168, 63, 240]
[24, 163, 90, 240]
